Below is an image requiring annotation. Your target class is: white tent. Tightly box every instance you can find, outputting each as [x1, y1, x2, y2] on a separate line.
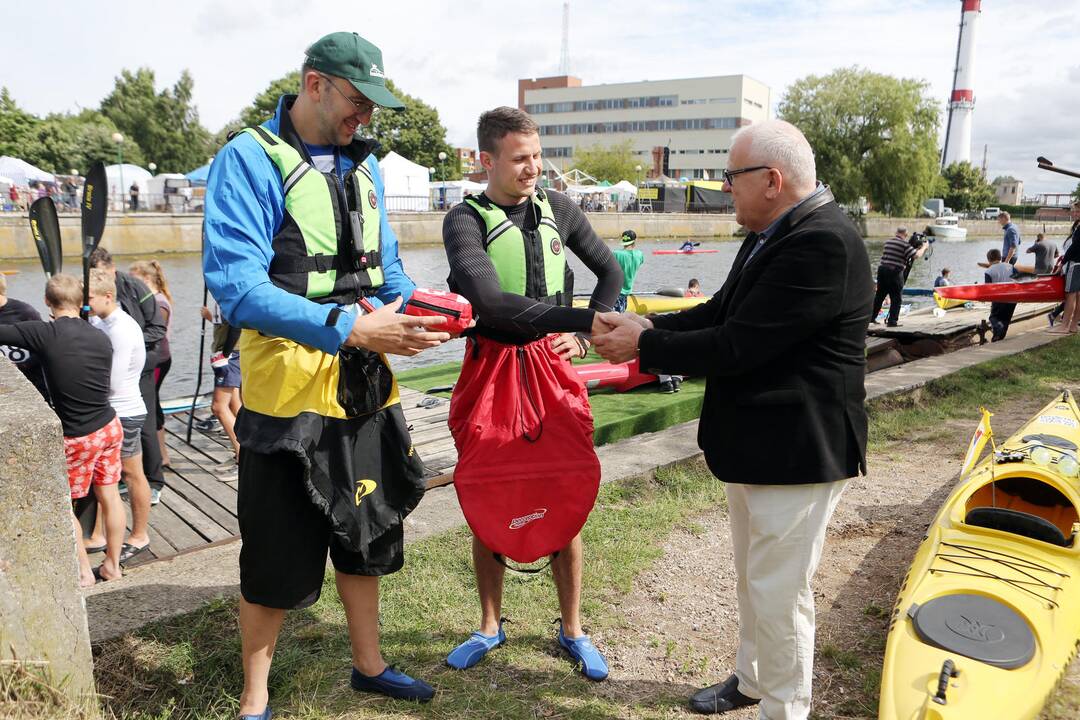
[378, 151, 430, 212]
[105, 164, 153, 211]
[0, 156, 55, 186]
[147, 173, 192, 212]
[439, 179, 487, 206]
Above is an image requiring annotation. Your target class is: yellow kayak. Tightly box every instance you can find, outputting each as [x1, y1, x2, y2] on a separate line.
[879, 391, 1080, 719]
[934, 291, 967, 310]
[573, 293, 707, 315]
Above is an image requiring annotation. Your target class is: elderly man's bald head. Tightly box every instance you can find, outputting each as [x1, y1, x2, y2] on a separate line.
[729, 120, 817, 195]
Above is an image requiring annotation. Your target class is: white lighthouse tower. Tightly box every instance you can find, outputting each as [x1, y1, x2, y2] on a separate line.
[941, 0, 981, 167]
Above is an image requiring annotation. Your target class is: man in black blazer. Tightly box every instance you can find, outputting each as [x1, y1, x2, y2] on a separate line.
[594, 120, 873, 719]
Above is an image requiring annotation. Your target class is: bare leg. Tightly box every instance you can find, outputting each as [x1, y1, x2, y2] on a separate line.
[1050, 293, 1078, 333]
[157, 427, 171, 467]
[551, 533, 584, 637]
[336, 573, 387, 676]
[212, 387, 241, 458]
[472, 535, 506, 636]
[122, 453, 152, 547]
[238, 598, 286, 716]
[94, 483, 125, 580]
[72, 512, 95, 588]
[86, 505, 105, 548]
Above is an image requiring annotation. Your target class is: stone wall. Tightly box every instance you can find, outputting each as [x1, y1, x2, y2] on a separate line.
[0, 360, 96, 703]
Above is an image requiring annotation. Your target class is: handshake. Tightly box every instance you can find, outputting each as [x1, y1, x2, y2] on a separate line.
[588, 311, 653, 363]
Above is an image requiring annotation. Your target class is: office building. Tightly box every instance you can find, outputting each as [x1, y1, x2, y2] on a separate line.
[518, 74, 771, 181]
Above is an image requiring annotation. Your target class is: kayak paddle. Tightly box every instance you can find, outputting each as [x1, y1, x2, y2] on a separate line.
[29, 197, 62, 277]
[80, 161, 108, 319]
[1036, 157, 1080, 180]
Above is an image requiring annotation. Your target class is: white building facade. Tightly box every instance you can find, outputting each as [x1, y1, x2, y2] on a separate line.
[519, 75, 771, 181]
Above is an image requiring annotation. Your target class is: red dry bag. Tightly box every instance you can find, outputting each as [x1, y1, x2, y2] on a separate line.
[449, 335, 600, 564]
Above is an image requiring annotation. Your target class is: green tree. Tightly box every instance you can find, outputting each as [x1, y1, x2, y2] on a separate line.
[1073, 181, 1080, 202]
[991, 175, 1017, 186]
[0, 87, 38, 158]
[239, 71, 301, 128]
[778, 67, 941, 216]
[941, 161, 996, 213]
[570, 141, 640, 183]
[100, 68, 212, 173]
[21, 110, 144, 174]
[367, 79, 458, 177]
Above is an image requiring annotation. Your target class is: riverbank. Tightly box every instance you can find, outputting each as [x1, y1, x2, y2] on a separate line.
[1, 212, 1071, 259]
[11, 332, 1075, 719]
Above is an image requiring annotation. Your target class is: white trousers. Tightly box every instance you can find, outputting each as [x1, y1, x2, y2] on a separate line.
[726, 478, 848, 720]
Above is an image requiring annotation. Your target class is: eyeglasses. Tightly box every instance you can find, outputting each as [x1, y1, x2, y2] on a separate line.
[722, 165, 772, 186]
[318, 74, 378, 115]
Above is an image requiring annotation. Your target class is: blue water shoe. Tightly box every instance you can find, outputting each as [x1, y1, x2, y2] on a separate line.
[447, 619, 506, 669]
[350, 665, 435, 702]
[239, 707, 271, 720]
[557, 620, 609, 681]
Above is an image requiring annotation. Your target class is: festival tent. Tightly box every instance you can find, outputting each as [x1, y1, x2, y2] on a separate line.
[185, 163, 211, 186]
[379, 151, 430, 211]
[439, 179, 486, 206]
[105, 164, 153, 211]
[0, 156, 55, 186]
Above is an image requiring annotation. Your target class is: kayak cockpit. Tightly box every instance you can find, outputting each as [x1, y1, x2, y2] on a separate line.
[965, 476, 1079, 547]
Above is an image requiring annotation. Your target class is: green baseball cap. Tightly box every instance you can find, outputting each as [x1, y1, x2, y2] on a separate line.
[305, 32, 405, 111]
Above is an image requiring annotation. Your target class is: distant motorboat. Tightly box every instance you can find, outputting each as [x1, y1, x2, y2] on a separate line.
[927, 214, 968, 241]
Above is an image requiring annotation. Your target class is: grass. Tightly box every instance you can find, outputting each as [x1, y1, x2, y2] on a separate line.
[867, 333, 1080, 450]
[93, 460, 725, 720]
[76, 333, 1080, 720]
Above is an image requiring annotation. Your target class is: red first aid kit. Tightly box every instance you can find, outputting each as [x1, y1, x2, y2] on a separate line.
[404, 289, 473, 337]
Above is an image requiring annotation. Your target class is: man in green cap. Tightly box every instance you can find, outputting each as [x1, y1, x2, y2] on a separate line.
[612, 229, 643, 313]
[204, 32, 450, 719]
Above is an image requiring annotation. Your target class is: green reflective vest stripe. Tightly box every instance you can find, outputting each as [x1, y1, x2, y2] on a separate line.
[242, 126, 383, 301]
[463, 189, 565, 299]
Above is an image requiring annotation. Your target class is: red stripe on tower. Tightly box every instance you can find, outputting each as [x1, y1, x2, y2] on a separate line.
[951, 89, 974, 102]
[962, 0, 980, 11]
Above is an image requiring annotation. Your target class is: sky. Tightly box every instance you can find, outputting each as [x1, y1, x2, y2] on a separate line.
[2, 0, 1077, 196]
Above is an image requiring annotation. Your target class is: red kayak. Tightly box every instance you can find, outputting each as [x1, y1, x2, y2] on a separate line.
[574, 358, 657, 392]
[935, 275, 1065, 304]
[653, 249, 719, 255]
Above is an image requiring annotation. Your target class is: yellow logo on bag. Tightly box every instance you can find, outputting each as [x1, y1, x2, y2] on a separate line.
[355, 479, 377, 506]
[407, 445, 414, 457]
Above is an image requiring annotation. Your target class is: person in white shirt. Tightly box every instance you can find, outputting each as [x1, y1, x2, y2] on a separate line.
[88, 269, 153, 565]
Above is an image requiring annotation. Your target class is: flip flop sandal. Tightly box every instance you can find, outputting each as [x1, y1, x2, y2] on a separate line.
[85, 544, 106, 554]
[119, 542, 151, 565]
[92, 566, 105, 584]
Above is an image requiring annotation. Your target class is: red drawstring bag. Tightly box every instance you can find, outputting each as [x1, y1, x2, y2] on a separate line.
[449, 335, 600, 564]
[405, 289, 473, 337]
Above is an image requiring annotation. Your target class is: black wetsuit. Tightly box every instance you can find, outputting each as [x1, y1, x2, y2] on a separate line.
[442, 190, 622, 340]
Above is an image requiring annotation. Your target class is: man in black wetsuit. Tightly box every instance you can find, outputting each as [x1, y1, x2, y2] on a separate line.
[441, 106, 622, 680]
[0, 273, 50, 401]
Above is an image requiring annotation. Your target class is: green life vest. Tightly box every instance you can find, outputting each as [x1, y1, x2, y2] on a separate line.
[463, 188, 566, 303]
[242, 126, 383, 304]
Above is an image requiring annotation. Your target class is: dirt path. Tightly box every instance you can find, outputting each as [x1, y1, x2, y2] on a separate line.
[599, 394, 1080, 719]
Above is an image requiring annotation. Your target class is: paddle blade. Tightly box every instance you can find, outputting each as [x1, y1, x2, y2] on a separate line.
[29, 197, 62, 276]
[81, 161, 108, 251]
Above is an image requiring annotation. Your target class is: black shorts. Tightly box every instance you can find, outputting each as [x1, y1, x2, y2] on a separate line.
[237, 447, 405, 610]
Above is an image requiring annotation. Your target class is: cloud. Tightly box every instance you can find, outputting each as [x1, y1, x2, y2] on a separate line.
[2, 0, 1076, 193]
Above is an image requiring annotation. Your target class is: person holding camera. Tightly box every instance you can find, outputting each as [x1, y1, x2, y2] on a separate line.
[871, 226, 927, 326]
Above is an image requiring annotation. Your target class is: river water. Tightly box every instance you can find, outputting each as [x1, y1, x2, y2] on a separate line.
[0, 232, 1043, 400]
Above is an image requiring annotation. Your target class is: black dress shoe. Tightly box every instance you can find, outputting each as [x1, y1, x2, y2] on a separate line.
[689, 674, 760, 715]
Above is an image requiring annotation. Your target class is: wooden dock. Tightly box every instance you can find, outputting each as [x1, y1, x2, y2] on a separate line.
[868, 302, 1059, 350]
[98, 387, 458, 567]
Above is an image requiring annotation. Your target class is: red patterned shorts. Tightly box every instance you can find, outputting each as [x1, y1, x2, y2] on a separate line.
[63, 416, 123, 499]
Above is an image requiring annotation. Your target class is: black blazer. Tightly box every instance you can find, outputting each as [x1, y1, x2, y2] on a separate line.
[639, 190, 874, 485]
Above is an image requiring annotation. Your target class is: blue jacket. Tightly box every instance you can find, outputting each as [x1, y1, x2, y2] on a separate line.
[203, 96, 414, 355]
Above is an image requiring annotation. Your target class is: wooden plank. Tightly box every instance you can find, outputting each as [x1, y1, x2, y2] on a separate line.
[163, 470, 239, 536]
[159, 487, 232, 543]
[145, 501, 206, 553]
[425, 469, 454, 489]
[165, 458, 239, 518]
[165, 437, 232, 479]
[164, 414, 235, 463]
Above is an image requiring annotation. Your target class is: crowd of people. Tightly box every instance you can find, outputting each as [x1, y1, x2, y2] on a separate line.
[0, 249, 248, 586]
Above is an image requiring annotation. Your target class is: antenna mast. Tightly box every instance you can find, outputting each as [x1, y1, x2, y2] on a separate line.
[559, 2, 571, 75]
